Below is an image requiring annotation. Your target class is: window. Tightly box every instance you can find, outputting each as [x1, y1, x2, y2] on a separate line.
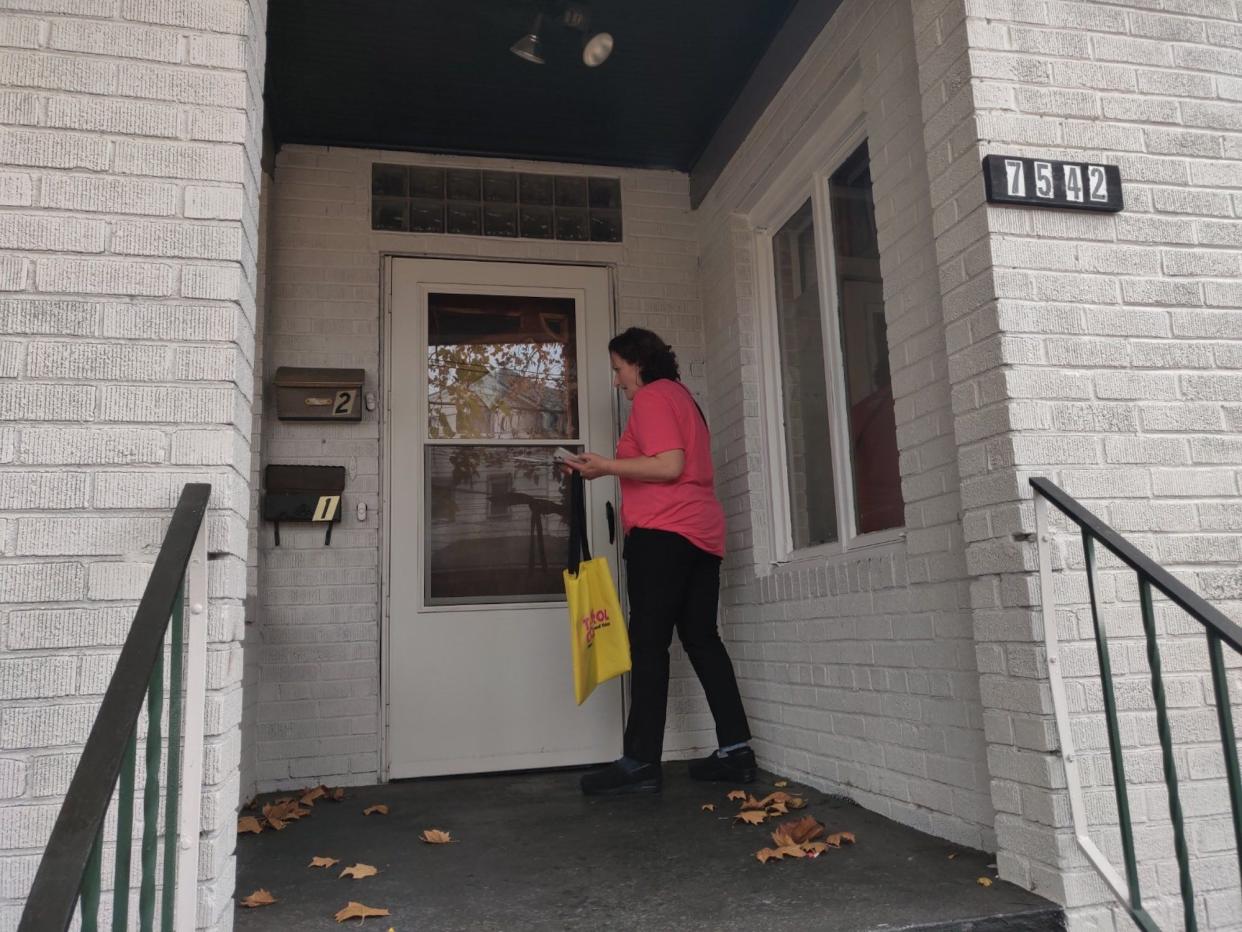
[371, 164, 622, 241]
[761, 141, 903, 558]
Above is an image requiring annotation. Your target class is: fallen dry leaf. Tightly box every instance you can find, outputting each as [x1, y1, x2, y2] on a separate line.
[739, 794, 766, 811]
[237, 816, 263, 835]
[734, 810, 767, 825]
[340, 863, 379, 880]
[243, 796, 258, 810]
[825, 831, 856, 848]
[766, 802, 788, 816]
[263, 799, 310, 830]
[776, 845, 806, 859]
[363, 804, 389, 816]
[774, 780, 789, 788]
[420, 829, 453, 844]
[787, 796, 807, 809]
[309, 856, 340, 869]
[777, 816, 825, 846]
[240, 889, 276, 908]
[331, 787, 346, 801]
[334, 901, 390, 923]
[302, 786, 327, 806]
[726, 789, 747, 801]
[801, 841, 829, 857]
[701, 804, 716, 812]
[977, 877, 993, 887]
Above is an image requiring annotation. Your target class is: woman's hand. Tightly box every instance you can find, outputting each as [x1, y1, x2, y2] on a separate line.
[569, 451, 613, 480]
[569, 449, 685, 483]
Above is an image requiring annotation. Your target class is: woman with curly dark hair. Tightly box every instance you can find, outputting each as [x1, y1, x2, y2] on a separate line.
[568, 327, 753, 795]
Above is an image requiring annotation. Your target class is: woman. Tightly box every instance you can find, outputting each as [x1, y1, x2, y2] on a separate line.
[569, 327, 754, 795]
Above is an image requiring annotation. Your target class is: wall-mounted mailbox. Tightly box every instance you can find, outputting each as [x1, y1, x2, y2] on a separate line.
[263, 464, 346, 546]
[274, 367, 365, 421]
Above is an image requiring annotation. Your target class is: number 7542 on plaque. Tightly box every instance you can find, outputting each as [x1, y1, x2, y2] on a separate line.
[982, 154, 1123, 212]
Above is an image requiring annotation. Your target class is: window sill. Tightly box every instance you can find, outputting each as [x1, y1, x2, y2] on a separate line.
[771, 526, 906, 569]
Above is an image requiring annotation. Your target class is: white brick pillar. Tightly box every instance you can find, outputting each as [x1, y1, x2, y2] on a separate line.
[0, 1, 267, 928]
[913, 0, 1242, 927]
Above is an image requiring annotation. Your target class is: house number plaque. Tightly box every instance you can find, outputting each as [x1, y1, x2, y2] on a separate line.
[982, 155, 1123, 212]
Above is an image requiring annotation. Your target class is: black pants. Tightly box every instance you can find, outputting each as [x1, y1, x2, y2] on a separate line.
[622, 528, 751, 763]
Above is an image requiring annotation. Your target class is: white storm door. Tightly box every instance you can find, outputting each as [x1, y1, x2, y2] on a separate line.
[386, 258, 623, 778]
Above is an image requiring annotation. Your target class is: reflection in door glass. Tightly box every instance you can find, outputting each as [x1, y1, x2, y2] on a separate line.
[425, 445, 576, 604]
[427, 293, 578, 440]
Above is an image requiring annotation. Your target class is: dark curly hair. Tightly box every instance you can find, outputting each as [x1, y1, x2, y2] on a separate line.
[607, 327, 680, 383]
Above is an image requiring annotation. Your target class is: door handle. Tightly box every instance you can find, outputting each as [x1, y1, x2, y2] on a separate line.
[605, 501, 615, 544]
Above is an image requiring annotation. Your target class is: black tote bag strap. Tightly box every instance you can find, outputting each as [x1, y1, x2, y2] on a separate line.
[566, 471, 592, 574]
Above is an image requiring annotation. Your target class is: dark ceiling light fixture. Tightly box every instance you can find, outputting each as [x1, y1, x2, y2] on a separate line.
[510, 3, 614, 67]
[510, 13, 546, 65]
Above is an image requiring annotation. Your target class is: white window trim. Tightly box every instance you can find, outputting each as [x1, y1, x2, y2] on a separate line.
[748, 89, 905, 566]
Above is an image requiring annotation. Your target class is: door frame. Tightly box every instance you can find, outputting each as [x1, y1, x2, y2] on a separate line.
[378, 252, 624, 781]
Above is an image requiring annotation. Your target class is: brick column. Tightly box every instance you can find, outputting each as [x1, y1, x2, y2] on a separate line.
[0, 1, 266, 927]
[913, 0, 1242, 927]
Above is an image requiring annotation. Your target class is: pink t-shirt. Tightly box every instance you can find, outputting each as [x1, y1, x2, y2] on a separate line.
[615, 379, 726, 557]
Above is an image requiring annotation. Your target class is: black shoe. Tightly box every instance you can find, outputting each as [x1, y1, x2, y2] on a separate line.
[580, 759, 662, 796]
[688, 746, 757, 783]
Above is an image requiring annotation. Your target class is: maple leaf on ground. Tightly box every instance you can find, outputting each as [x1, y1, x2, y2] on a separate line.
[237, 816, 263, 835]
[739, 795, 767, 811]
[726, 790, 747, 801]
[774, 780, 789, 788]
[825, 831, 856, 848]
[801, 841, 829, 857]
[786, 797, 807, 809]
[774, 816, 824, 846]
[263, 800, 309, 830]
[977, 877, 993, 887]
[240, 889, 276, 908]
[755, 848, 783, 863]
[756, 791, 791, 808]
[330, 787, 346, 801]
[420, 829, 453, 844]
[363, 804, 389, 816]
[775, 845, 806, 859]
[734, 810, 767, 826]
[701, 804, 716, 812]
[308, 856, 340, 869]
[334, 902, 390, 923]
[340, 863, 379, 880]
[766, 802, 788, 816]
[301, 786, 327, 806]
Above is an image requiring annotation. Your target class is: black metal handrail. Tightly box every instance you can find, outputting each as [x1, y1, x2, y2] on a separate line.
[20, 483, 211, 932]
[1031, 477, 1242, 932]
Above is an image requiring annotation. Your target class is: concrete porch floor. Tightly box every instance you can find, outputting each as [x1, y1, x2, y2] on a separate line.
[234, 764, 1062, 931]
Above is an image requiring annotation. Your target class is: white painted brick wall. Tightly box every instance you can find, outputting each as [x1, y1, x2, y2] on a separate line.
[913, 0, 1242, 927]
[693, 0, 994, 852]
[257, 145, 705, 790]
[0, 0, 267, 928]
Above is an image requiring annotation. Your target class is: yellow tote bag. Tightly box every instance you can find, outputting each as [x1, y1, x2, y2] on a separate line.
[564, 473, 630, 705]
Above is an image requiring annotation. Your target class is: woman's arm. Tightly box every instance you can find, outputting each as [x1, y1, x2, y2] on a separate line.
[570, 449, 685, 482]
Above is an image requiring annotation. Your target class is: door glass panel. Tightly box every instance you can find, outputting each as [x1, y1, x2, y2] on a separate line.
[772, 199, 838, 548]
[425, 445, 577, 605]
[427, 293, 578, 440]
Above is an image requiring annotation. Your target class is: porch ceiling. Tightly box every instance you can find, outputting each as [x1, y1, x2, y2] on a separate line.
[264, 0, 800, 172]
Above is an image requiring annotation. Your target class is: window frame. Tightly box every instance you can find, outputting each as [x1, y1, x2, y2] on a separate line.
[750, 115, 905, 565]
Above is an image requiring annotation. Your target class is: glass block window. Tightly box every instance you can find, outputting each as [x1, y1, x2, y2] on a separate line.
[372, 164, 622, 242]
